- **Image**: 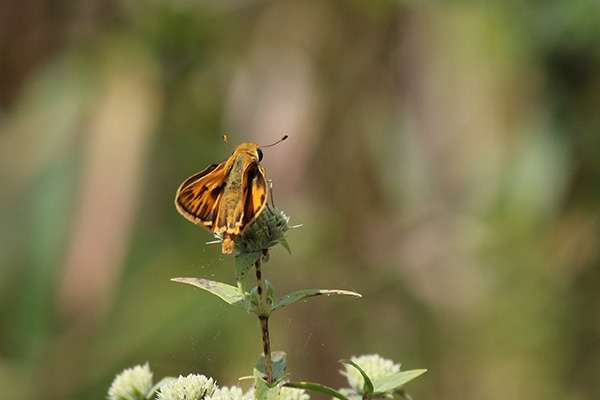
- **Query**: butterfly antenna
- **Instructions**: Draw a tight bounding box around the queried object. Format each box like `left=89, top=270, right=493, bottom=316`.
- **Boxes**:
left=222, top=135, right=236, bottom=148
left=260, top=135, right=288, bottom=148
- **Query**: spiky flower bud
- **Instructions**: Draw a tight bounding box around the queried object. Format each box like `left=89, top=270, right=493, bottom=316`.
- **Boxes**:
left=233, top=206, right=290, bottom=254
left=107, top=363, right=153, bottom=400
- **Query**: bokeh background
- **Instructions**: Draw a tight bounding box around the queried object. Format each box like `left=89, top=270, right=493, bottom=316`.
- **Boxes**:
left=2, top=1, right=600, bottom=399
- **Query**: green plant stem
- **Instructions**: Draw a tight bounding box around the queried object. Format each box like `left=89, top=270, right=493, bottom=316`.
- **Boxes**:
left=255, top=258, right=273, bottom=384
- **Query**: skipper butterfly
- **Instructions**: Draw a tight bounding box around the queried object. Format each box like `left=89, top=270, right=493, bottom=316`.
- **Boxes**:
left=175, top=135, right=288, bottom=253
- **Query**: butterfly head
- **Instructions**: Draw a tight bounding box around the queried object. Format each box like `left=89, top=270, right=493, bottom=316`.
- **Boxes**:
left=230, top=142, right=263, bottom=162
left=223, top=135, right=288, bottom=163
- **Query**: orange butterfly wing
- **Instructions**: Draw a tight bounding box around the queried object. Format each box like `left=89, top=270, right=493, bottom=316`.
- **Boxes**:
left=240, top=163, right=268, bottom=229
left=175, top=162, right=227, bottom=230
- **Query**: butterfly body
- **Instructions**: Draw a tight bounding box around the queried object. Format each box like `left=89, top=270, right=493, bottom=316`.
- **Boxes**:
left=175, top=137, right=286, bottom=254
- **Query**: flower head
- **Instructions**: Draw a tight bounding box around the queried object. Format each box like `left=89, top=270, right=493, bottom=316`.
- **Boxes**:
left=107, top=363, right=153, bottom=400
left=279, top=387, right=310, bottom=400
left=157, top=374, right=216, bottom=400
left=233, top=206, right=290, bottom=254
left=342, top=355, right=401, bottom=393
left=206, top=386, right=253, bottom=400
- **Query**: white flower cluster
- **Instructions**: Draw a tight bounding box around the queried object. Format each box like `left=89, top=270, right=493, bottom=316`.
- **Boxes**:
left=206, top=385, right=310, bottom=400
left=206, top=386, right=253, bottom=400
left=157, top=374, right=216, bottom=400
left=107, top=364, right=310, bottom=400
left=279, top=387, right=310, bottom=400
left=107, top=363, right=153, bottom=400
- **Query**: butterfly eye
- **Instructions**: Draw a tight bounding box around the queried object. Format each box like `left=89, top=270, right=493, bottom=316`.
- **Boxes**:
left=257, top=149, right=263, bottom=161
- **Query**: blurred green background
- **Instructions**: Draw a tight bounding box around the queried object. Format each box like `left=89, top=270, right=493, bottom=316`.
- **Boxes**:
left=2, top=1, right=600, bottom=399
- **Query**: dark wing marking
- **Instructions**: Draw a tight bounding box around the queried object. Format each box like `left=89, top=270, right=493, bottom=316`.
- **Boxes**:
left=240, top=163, right=268, bottom=229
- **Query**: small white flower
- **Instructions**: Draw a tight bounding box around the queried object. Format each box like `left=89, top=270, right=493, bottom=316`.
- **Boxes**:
left=206, top=386, right=254, bottom=400
left=279, top=387, right=310, bottom=400
left=342, top=355, right=401, bottom=392
left=107, top=363, right=153, bottom=400
left=157, top=374, right=217, bottom=400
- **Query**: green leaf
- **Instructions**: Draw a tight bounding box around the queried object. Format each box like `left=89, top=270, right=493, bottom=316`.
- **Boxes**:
left=279, top=236, right=292, bottom=254
left=254, top=351, right=287, bottom=382
left=265, top=280, right=276, bottom=307
left=171, top=278, right=251, bottom=311
left=284, top=382, right=349, bottom=400
left=340, top=359, right=373, bottom=395
left=254, top=352, right=287, bottom=400
left=271, top=351, right=287, bottom=380
left=372, top=369, right=427, bottom=394
left=270, top=289, right=361, bottom=312
left=235, top=251, right=261, bottom=294
left=255, top=380, right=281, bottom=400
